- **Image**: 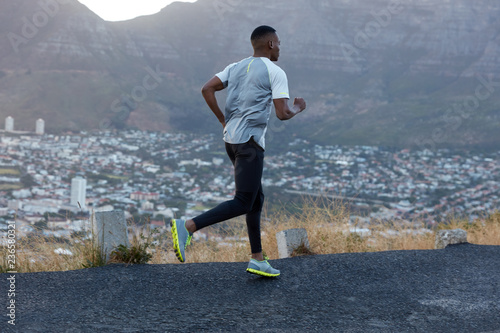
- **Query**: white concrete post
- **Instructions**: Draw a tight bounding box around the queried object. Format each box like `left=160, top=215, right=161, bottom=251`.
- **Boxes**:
left=92, top=210, right=130, bottom=261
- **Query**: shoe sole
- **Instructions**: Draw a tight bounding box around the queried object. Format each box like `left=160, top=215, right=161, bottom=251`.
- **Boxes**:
left=246, top=268, right=280, bottom=277
left=170, top=220, right=185, bottom=263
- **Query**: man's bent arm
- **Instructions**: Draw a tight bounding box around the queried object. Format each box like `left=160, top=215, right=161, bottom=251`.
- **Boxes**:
left=201, top=76, right=226, bottom=127
left=274, top=97, right=306, bottom=121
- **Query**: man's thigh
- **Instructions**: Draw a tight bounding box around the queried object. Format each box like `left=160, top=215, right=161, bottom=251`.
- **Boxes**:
left=233, top=140, right=264, bottom=193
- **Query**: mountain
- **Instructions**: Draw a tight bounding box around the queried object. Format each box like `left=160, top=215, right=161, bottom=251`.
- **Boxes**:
left=0, top=0, right=499, bottom=150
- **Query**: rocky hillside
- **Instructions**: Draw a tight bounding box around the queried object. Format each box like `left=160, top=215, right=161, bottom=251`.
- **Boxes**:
left=0, top=0, right=499, bottom=149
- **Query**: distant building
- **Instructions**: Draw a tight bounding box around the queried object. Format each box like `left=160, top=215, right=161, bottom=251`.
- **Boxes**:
left=0, top=207, right=8, bottom=216
left=70, top=177, right=87, bottom=209
left=36, top=119, right=45, bottom=135
left=47, top=218, right=69, bottom=229
left=5, top=116, right=14, bottom=132
left=150, top=220, right=166, bottom=229
left=8, top=200, right=23, bottom=211
left=12, top=189, right=31, bottom=199
left=130, top=191, right=160, bottom=201
left=212, top=157, right=224, bottom=166
left=141, top=201, right=154, bottom=211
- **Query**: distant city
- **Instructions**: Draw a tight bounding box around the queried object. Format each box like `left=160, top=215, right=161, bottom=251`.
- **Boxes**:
left=0, top=124, right=498, bottom=240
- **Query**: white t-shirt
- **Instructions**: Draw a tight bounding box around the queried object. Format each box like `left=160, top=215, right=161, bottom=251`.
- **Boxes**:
left=216, top=57, right=290, bottom=150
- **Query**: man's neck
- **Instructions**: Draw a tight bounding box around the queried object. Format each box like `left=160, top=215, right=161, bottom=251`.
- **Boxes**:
left=252, top=51, right=271, bottom=59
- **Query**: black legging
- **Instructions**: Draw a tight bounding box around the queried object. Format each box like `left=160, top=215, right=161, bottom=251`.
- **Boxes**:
left=193, top=138, right=264, bottom=254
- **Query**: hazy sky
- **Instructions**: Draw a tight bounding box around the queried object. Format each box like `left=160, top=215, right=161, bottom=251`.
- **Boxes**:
left=78, top=0, right=197, bottom=21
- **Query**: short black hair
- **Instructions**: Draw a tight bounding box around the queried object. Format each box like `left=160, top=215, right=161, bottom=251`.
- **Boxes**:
left=251, top=25, right=276, bottom=42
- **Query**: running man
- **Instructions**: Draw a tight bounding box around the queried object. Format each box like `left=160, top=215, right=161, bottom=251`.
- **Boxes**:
left=171, top=25, right=306, bottom=277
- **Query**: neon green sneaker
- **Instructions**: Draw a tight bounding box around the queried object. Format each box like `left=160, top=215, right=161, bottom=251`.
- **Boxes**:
left=170, top=219, right=192, bottom=263
left=246, top=259, right=280, bottom=277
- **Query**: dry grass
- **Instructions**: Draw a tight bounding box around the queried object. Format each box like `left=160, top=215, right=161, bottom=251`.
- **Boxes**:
left=169, top=198, right=500, bottom=263
left=2, top=198, right=500, bottom=273
left=438, top=211, right=500, bottom=246
left=1, top=233, right=101, bottom=273
left=260, top=197, right=436, bottom=258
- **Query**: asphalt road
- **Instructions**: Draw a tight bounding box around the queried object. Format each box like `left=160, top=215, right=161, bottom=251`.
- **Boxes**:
left=2, top=243, right=500, bottom=332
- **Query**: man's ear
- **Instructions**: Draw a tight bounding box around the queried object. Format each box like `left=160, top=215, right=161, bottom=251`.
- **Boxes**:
left=269, top=40, right=274, bottom=48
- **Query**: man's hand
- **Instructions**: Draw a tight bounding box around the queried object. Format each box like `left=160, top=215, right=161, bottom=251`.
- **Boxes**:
left=292, top=97, right=306, bottom=114
left=274, top=97, right=307, bottom=121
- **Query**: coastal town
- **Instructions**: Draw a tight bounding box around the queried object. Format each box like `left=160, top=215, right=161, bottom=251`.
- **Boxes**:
left=0, top=129, right=498, bottom=238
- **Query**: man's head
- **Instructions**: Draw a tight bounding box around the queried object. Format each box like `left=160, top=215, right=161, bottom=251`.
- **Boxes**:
left=251, top=25, right=280, bottom=61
